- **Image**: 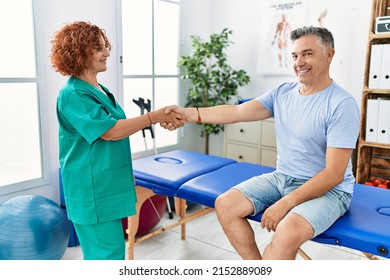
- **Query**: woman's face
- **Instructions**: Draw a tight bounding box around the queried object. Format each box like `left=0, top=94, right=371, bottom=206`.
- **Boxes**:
left=88, top=36, right=110, bottom=74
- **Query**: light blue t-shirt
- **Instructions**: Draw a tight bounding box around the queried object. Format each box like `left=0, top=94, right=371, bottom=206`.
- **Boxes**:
left=257, top=81, right=360, bottom=193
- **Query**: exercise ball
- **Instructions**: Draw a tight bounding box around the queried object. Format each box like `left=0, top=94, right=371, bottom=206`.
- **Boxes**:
left=122, top=194, right=167, bottom=236
left=0, top=195, right=70, bottom=260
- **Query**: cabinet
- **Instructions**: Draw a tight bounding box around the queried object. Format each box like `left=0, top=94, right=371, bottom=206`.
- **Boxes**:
left=356, top=0, right=390, bottom=183
left=224, top=119, right=277, bottom=167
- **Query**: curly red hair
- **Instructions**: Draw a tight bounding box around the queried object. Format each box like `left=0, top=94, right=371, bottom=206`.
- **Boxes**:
left=50, top=21, right=111, bottom=77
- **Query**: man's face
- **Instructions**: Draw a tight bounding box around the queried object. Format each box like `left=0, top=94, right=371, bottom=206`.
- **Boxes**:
left=291, top=35, right=334, bottom=86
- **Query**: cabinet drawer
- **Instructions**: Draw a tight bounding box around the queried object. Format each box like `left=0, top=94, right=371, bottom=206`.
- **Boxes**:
left=226, top=122, right=260, bottom=145
left=225, top=143, right=259, bottom=164
left=260, top=148, right=277, bottom=168
left=261, top=120, right=276, bottom=147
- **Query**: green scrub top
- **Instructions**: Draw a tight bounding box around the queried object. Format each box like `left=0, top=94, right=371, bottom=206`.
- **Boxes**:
left=57, top=77, right=137, bottom=225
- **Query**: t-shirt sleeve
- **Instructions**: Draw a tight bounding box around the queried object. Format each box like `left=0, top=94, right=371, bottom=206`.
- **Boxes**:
left=327, top=97, right=360, bottom=149
left=256, top=88, right=275, bottom=116
left=59, top=92, right=117, bottom=144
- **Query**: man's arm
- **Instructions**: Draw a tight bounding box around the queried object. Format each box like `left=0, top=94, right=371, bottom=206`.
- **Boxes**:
left=164, top=99, right=272, bottom=125
left=283, top=147, right=353, bottom=204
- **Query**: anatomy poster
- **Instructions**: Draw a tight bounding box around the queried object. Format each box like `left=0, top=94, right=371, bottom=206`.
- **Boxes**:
left=257, top=1, right=309, bottom=76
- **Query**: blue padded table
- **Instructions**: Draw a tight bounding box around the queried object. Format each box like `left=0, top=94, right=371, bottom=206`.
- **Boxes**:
left=128, top=150, right=236, bottom=259
left=179, top=161, right=390, bottom=259
left=132, top=150, right=236, bottom=196
left=313, top=184, right=390, bottom=258
left=128, top=150, right=390, bottom=260
left=177, top=162, right=275, bottom=209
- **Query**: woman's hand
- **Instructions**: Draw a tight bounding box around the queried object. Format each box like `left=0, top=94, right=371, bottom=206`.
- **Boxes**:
left=151, top=105, right=187, bottom=131
left=160, top=105, right=188, bottom=130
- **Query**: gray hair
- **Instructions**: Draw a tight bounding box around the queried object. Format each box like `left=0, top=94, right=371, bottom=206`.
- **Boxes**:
left=290, top=26, right=334, bottom=50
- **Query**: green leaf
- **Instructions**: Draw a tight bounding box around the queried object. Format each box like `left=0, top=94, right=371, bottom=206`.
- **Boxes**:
left=178, top=28, right=251, bottom=150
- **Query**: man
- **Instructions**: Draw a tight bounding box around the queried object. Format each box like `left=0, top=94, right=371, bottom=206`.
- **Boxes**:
left=164, top=26, right=360, bottom=260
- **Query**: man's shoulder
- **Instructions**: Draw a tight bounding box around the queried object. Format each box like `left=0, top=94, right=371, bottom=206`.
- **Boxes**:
left=272, top=82, right=299, bottom=95
left=329, top=81, right=352, bottom=96
left=328, top=82, right=357, bottom=104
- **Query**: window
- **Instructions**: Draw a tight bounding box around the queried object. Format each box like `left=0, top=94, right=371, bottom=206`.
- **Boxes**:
left=0, top=0, right=46, bottom=191
left=121, top=0, right=180, bottom=155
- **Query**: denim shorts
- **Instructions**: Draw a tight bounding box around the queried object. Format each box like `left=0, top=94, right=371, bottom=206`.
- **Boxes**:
left=233, top=171, right=353, bottom=237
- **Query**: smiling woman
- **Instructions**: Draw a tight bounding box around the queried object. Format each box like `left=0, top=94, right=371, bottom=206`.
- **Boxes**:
left=51, top=20, right=184, bottom=260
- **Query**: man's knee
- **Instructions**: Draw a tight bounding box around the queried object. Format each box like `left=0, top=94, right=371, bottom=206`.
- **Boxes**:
left=274, top=213, right=314, bottom=245
left=215, top=189, right=253, bottom=219
left=215, top=192, right=231, bottom=214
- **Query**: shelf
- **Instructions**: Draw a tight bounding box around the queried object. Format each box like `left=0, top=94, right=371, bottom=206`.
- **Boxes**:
left=356, top=145, right=390, bottom=182
left=359, top=140, right=390, bottom=149
left=368, top=33, right=390, bottom=40
left=356, top=0, right=390, bottom=184
left=363, top=88, right=390, bottom=94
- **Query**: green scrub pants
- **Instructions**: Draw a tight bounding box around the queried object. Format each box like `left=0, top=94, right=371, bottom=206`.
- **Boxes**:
left=74, top=219, right=125, bottom=260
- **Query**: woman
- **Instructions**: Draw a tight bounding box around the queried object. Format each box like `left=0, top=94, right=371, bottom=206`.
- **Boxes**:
left=51, top=21, right=183, bottom=259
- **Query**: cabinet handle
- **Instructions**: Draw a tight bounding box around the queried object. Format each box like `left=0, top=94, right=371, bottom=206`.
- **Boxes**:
left=238, top=155, right=243, bottom=159
left=239, top=129, right=244, bottom=133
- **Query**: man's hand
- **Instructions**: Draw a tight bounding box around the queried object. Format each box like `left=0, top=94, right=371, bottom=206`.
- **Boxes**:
left=260, top=199, right=292, bottom=232
left=160, top=105, right=188, bottom=130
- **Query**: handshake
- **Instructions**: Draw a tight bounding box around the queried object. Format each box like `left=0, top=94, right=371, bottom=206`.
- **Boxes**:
left=152, top=105, right=190, bottom=131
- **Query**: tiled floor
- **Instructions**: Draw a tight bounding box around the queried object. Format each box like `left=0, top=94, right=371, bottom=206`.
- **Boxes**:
left=61, top=205, right=382, bottom=260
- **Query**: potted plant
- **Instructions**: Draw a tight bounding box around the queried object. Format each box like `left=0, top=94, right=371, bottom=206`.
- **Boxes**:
left=178, top=28, right=251, bottom=154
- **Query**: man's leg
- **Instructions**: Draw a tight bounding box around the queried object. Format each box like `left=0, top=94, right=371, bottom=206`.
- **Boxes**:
left=215, top=189, right=262, bottom=260
left=262, top=188, right=352, bottom=260
left=262, top=213, right=313, bottom=259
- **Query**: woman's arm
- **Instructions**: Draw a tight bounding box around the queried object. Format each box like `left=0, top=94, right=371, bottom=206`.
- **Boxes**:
left=101, top=106, right=185, bottom=141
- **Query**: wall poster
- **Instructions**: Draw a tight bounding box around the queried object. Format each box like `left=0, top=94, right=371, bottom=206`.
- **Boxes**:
left=257, top=1, right=310, bottom=76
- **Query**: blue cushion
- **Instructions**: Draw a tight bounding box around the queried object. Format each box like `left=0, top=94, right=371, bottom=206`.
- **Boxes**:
left=133, top=150, right=236, bottom=192
left=178, top=162, right=275, bottom=208
left=313, top=184, right=390, bottom=257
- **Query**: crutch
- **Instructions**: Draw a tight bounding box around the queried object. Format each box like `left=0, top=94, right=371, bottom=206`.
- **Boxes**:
left=133, top=97, right=174, bottom=219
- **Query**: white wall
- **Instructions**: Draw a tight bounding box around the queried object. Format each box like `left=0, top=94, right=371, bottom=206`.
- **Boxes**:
left=179, top=0, right=371, bottom=156
left=205, top=0, right=370, bottom=102
left=0, top=0, right=372, bottom=203
left=179, top=0, right=212, bottom=154
left=0, top=0, right=120, bottom=204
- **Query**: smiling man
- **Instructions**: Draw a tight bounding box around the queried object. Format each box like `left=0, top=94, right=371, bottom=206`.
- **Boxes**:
left=164, top=26, right=360, bottom=260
